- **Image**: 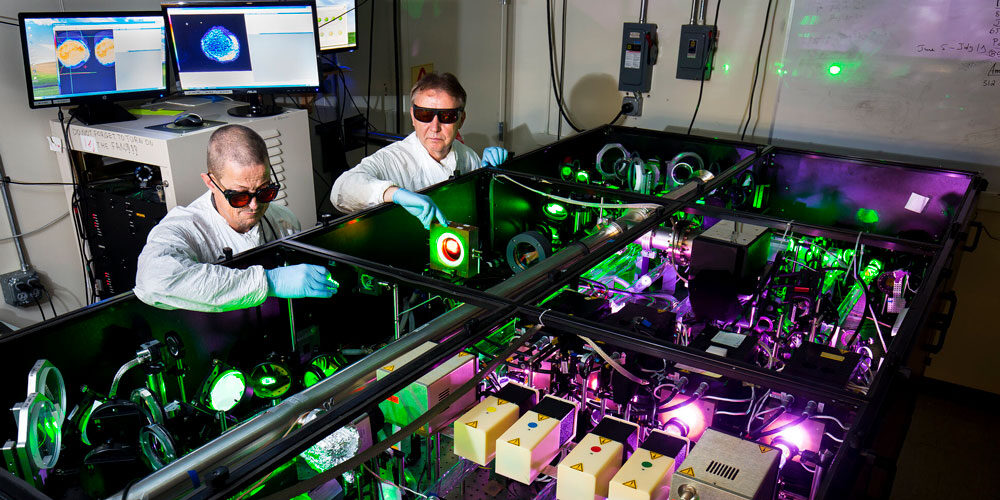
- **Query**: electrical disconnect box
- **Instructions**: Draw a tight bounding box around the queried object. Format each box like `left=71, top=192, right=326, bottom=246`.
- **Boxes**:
left=677, top=24, right=717, bottom=80
left=618, top=22, right=658, bottom=93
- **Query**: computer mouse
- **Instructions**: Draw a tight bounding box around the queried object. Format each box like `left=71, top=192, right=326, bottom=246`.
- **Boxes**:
left=173, top=113, right=203, bottom=127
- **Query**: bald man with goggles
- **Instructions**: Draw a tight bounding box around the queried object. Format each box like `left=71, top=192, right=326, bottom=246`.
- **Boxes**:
left=329, top=72, right=509, bottom=229
left=135, top=125, right=338, bottom=312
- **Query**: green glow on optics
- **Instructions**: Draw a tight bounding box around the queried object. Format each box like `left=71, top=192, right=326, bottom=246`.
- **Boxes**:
left=544, top=202, right=568, bottom=220
left=828, top=64, right=842, bottom=75
left=208, top=369, right=245, bottom=412
left=856, top=208, right=879, bottom=224
left=861, top=259, right=883, bottom=285
left=259, top=376, right=277, bottom=386
left=561, top=165, right=573, bottom=178
left=575, top=170, right=590, bottom=183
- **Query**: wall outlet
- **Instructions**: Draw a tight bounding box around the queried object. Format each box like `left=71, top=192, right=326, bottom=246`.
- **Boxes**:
left=623, top=94, right=643, bottom=117
left=0, top=270, right=43, bottom=307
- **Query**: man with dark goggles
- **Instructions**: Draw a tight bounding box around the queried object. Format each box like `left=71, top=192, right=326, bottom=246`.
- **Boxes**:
left=329, top=72, right=511, bottom=229
left=207, top=173, right=281, bottom=208
left=135, top=124, right=338, bottom=312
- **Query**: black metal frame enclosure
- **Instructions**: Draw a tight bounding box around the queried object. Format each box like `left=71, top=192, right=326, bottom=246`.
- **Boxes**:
left=0, top=125, right=984, bottom=500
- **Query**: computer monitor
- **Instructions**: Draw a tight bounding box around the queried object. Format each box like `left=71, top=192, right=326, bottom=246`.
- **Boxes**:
left=162, top=0, right=321, bottom=117
left=316, top=0, right=357, bottom=52
left=18, top=11, right=168, bottom=125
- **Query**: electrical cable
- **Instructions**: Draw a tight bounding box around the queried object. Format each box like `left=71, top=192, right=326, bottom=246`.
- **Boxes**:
left=545, top=0, right=583, bottom=133
left=812, top=414, right=849, bottom=430
left=58, top=109, right=94, bottom=305
left=982, top=223, right=1000, bottom=242
left=1, top=179, right=76, bottom=186
left=33, top=298, right=45, bottom=321
left=365, top=0, right=376, bottom=156
left=579, top=335, right=649, bottom=385
left=317, top=0, right=370, bottom=29
left=0, top=20, right=18, bottom=27
left=0, top=212, right=69, bottom=243
left=42, top=288, right=57, bottom=318
left=740, top=0, right=773, bottom=140
left=686, top=0, right=721, bottom=135
left=496, top=174, right=660, bottom=210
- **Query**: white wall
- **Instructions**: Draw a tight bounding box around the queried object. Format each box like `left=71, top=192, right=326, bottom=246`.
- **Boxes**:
left=1, top=1, right=81, bottom=327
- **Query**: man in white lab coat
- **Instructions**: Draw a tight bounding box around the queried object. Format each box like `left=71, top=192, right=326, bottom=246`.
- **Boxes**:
left=135, top=124, right=337, bottom=312
left=328, top=72, right=509, bottom=229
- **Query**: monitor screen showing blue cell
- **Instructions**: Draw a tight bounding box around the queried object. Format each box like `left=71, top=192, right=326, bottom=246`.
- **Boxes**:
left=21, top=15, right=166, bottom=104
left=316, top=0, right=356, bottom=52
left=165, top=4, right=320, bottom=92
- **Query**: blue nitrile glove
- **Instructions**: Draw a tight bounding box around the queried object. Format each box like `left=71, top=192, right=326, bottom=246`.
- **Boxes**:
left=265, top=264, right=338, bottom=299
left=392, top=188, right=448, bottom=230
left=481, top=147, right=510, bottom=167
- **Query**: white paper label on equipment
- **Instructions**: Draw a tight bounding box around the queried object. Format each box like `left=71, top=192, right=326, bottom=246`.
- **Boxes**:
left=904, top=192, right=930, bottom=213
left=625, top=51, right=641, bottom=69
left=712, top=331, right=745, bottom=349
left=706, top=345, right=728, bottom=357
left=79, top=135, right=97, bottom=153
left=47, top=136, right=62, bottom=153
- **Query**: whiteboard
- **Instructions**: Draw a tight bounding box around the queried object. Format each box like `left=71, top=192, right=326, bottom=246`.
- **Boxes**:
left=771, top=0, right=1000, bottom=190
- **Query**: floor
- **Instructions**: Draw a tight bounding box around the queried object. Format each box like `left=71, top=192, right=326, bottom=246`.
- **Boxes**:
left=889, top=378, right=1000, bottom=500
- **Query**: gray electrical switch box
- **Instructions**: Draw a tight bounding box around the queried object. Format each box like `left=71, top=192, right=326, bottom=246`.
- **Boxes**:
left=618, top=22, right=658, bottom=93
left=677, top=24, right=717, bottom=80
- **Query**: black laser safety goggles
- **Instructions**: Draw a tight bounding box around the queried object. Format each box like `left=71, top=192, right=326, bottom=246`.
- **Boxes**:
left=208, top=173, right=280, bottom=208
left=412, top=104, right=464, bottom=124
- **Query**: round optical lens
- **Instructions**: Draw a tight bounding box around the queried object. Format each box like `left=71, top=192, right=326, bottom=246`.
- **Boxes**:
left=443, top=237, right=462, bottom=261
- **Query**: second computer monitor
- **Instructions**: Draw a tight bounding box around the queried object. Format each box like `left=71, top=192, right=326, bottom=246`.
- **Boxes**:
left=163, top=1, right=320, bottom=96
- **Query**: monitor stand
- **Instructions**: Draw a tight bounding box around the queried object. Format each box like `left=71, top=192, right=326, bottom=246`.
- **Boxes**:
left=227, top=94, right=283, bottom=118
left=69, top=103, right=137, bottom=126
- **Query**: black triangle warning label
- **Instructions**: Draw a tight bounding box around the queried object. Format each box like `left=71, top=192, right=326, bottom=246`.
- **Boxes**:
left=466, top=421, right=477, bottom=428
left=537, top=414, right=550, bottom=421
left=508, top=438, right=520, bottom=446
left=570, top=463, right=584, bottom=472
left=650, top=451, right=663, bottom=460
left=678, top=467, right=695, bottom=477
left=622, top=479, right=637, bottom=489
left=598, top=436, right=611, bottom=445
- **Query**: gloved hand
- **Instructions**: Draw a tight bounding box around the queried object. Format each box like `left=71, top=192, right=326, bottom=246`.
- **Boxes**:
left=481, top=147, right=510, bottom=167
left=392, top=188, right=448, bottom=230
left=265, top=264, right=338, bottom=299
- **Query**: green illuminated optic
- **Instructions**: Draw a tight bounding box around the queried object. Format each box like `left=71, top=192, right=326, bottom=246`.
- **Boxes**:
left=208, top=370, right=245, bottom=412
left=575, top=170, right=590, bottom=183
left=828, top=64, right=842, bottom=75
left=723, top=63, right=731, bottom=73
left=560, top=165, right=573, bottom=178
left=856, top=208, right=879, bottom=225
left=861, top=259, right=883, bottom=285
left=543, top=202, right=568, bottom=220
left=259, top=376, right=277, bottom=386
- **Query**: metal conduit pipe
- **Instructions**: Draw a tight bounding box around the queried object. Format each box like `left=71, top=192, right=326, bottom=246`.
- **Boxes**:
left=109, top=206, right=656, bottom=500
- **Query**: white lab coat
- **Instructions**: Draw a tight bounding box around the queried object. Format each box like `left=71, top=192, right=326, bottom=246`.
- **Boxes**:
left=134, top=191, right=300, bottom=312
left=329, top=132, right=481, bottom=213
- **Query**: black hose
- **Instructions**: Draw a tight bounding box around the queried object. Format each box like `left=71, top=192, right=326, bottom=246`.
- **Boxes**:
left=756, top=412, right=807, bottom=438
left=545, top=0, right=583, bottom=133
left=748, top=407, right=785, bottom=436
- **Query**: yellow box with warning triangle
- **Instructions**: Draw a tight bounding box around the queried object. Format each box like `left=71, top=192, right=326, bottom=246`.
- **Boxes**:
left=495, top=394, right=577, bottom=485
left=376, top=341, right=477, bottom=434
left=453, top=382, right=538, bottom=466
left=608, top=430, right=688, bottom=500
left=555, top=416, right=638, bottom=500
